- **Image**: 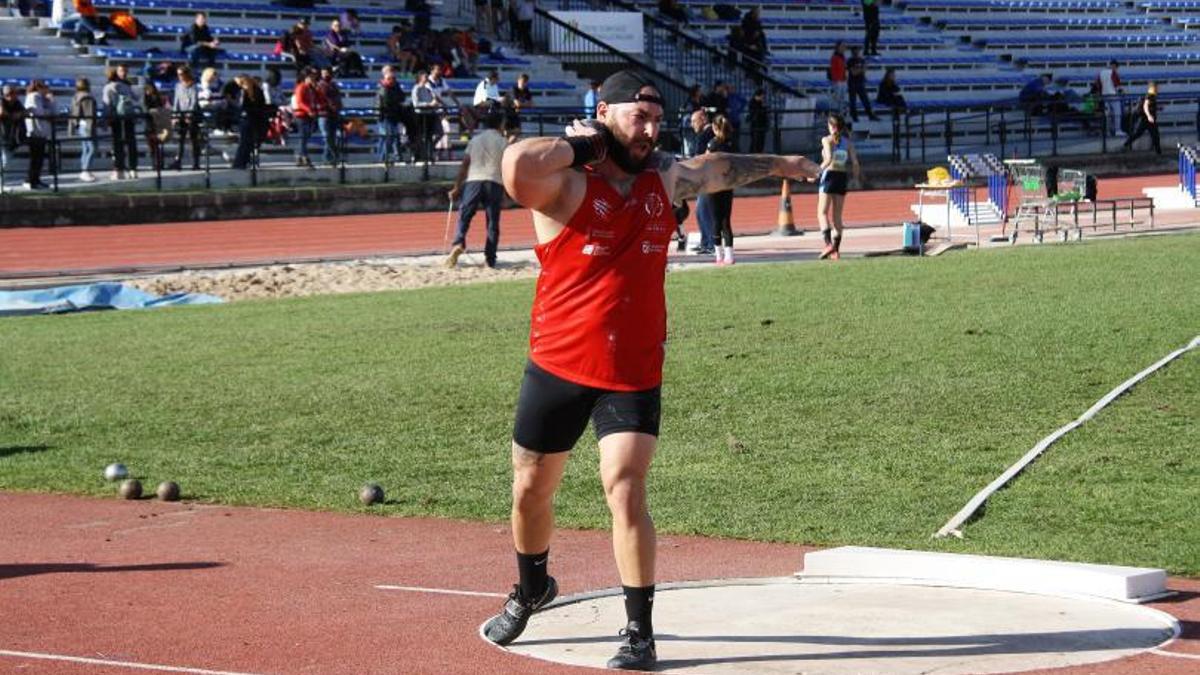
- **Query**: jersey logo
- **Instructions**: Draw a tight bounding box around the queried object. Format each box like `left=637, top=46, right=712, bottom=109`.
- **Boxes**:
left=592, top=198, right=614, bottom=219
left=641, top=241, right=666, bottom=255
left=643, top=193, right=665, bottom=218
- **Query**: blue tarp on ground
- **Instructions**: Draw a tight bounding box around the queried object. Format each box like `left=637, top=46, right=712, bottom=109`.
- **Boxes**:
left=0, top=283, right=223, bottom=317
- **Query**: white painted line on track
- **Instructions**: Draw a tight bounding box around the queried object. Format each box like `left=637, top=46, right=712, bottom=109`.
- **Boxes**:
left=0, top=649, right=261, bottom=675
left=1151, top=649, right=1200, bottom=660
left=375, top=584, right=506, bottom=598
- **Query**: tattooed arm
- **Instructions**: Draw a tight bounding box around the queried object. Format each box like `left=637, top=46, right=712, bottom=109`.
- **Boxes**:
left=658, top=151, right=821, bottom=203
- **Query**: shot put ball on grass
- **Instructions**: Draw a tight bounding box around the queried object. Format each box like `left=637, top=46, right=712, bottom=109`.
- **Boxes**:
left=119, top=479, right=143, bottom=500
left=104, top=463, right=128, bottom=481
left=359, top=483, right=384, bottom=506
left=156, top=481, right=181, bottom=502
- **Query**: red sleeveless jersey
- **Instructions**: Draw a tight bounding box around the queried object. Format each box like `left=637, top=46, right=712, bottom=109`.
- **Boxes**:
left=528, top=169, right=675, bottom=391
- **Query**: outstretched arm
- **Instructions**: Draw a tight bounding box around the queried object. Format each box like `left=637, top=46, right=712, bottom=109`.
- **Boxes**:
left=660, top=152, right=821, bottom=203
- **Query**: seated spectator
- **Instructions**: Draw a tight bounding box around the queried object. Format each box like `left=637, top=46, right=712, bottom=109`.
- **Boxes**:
left=1020, top=73, right=1054, bottom=116
left=473, top=69, right=501, bottom=107
left=657, top=0, right=689, bottom=23
left=387, top=24, right=420, bottom=73
left=142, top=60, right=180, bottom=90
left=876, top=67, right=906, bottom=111
left=456, top=27, right=481, bottom=74
left=739, top=7, right=768, bottom=62
left=182, top=12, right=221, bottom=70
left=283, top=18, right=321, bottom=72
left=198, top=66, right=228, bottom=134
left=338, top=8, right=361, bottom=36
left=323, top=18, right=365, bottom=78
left=511, top=72, right=532, bottom=111
left=497, top=91, right=520, bottom=140
left=406, top=0, right=432, bottom=35
left=65, top=0, right=109, bottom=46
left=262, top=66, right=282, bottom=106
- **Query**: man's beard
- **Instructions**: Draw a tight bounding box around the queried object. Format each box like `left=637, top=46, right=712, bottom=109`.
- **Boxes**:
left=607, top=130, right=652, bottom=174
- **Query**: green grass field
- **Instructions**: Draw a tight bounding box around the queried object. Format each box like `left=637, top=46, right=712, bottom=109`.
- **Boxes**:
left=2, top=234, right=1197, bottom=574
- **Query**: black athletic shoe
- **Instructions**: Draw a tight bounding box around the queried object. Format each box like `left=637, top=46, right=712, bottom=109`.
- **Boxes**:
left=482, top=576, right=558, bottom=646
left=606, top=624, right=656, bottom=671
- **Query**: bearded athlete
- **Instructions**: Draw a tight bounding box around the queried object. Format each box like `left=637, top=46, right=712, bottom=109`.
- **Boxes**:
left=482, top=70, right=820, bottom=671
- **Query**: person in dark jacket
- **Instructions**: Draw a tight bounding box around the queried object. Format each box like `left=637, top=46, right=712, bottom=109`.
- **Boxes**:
left=748, top=88, right=768, bottom=153
left=182, top=12, right=221, bottom=70
left=232, top=76, right=270, bottom=169
left=376, top=65, right=409, bottom=163
left=1123, top=82, right=1161, bottom=154
left=876, top=67, right=906, bottom=112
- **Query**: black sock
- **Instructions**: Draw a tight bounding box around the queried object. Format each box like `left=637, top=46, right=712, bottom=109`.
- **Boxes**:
left=833, top=233, right=843, bottom=250
left=622, top=585, right=655, bottom=637
left=822, top=229, right=833, bottom=246
left=517, top=549, right=549, bottom=601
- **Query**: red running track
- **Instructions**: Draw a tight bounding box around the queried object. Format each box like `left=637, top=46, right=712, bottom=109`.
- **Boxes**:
left=0, top=173, right=1178, bottom=277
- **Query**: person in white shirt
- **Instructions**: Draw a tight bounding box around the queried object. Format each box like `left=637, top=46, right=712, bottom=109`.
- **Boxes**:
left=412, top=70, right=441, bottom=161
left=444, top=110, right=509, bottom=268
left=1098, top=60, right=1124, bottom=137
left=474, top=70, right=501, bottom=106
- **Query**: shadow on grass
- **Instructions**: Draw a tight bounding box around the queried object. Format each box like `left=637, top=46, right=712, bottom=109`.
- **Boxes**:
left=0, top=561, right=223, bottom=581
left=0, top=445, right=53, bottom=459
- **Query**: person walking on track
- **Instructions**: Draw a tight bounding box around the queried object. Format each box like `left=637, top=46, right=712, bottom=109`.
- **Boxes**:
left=481, top=69, right=819, bottom=671
left=445, top=110, right=508, bottom=268
left=817, top=112, right=861, bottom=261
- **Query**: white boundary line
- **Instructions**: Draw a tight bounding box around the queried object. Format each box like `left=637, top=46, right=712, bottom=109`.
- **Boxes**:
left=935, top=335, right=1200, bottom=538
left=0, top=650, right=261, bottom=675
left=1150, top=649, right=1200, bottom=660
left=375, top=585, right=506, bottom=598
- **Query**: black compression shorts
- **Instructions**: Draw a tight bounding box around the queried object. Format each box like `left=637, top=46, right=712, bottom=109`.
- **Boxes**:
left=512, top=360, right=662, bottom=453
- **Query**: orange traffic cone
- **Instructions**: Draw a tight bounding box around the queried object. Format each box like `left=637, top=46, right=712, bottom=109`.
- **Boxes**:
left=776, top=180, right=800, bottom=236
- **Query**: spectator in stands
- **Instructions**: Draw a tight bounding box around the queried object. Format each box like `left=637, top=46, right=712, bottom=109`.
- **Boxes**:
left=817, top=112, right=860, bottom=261
left=657, top=0, right=688, bottom=24
left=707, top=114, right=738, bottom=265
left=317, top=68, right=343, bottom=165
left=292, top=67, right=319, bottom=168
left=142, top=81, right=169, bottom=171
left=583, top=79, right=601, bottom=118
left=739, top=7, right=768, bottom=62
left=1020, top=73, right=1054, bottom=116
left=262, top=67, right=282, bottom=106
left=412, top=69, right=441, bottom=161
left=65, top=0, right=108, bottom=46
left=1097, top=59, right=1124, bottom=137
left=847, top=46, right=878, bottom=123
left=428, top=65, right=458, bottom=155
left=474, top=69, right=501, bottom=107
left=406, top=0, right=432, bottom=35
left=22, top=79, right=52, bottom=190
left=690, top=108, right=716, bottom=256
left=511, top=73, right=533, bottom=111
left=1081, top=80, right=1104, bottom=133
left=376, top=64, right=409, bottom=163
left=323, top=18, right=365, bottom=79
left=182, top=12, right=221, bottom=71
left=232, top=76, right=269, bottom=169
left=861, top=0, right=881, bottom=56
left=69, top=76, right=97, bottom=183
left=497, top=91, right=520, bottom=140
left=876, top=67, right=905, bottom=112
left=515, top=0, right=536, bottom=53
left=703, top=80, right=729, bottom=119
left=445, top=108, right=508, bottom=268
left=171, top=65, right=202, bottom=171
left=677, top=86, right=703, bottom=154
left=198, top=67, right=226, bottom=133
left=387, top=24, right=419, bottom=73
left=0, top=85, right=26, bottom=175
left=828, top=41, right=848, bottom=116
left=456, top=27, right=481, bottom=73
left=339, top=8, right=361, bottom=36
left=1123, top=82, right=1161, bottom=155
left=748, top=88, right=768, bottom=153
left=103, top=64, right=139, bottom=180
left=284, top=18, right=320, bottom=72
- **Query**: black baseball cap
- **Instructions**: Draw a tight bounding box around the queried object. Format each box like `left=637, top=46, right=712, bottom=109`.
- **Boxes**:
left=598, top=70, right=664, bottom=107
